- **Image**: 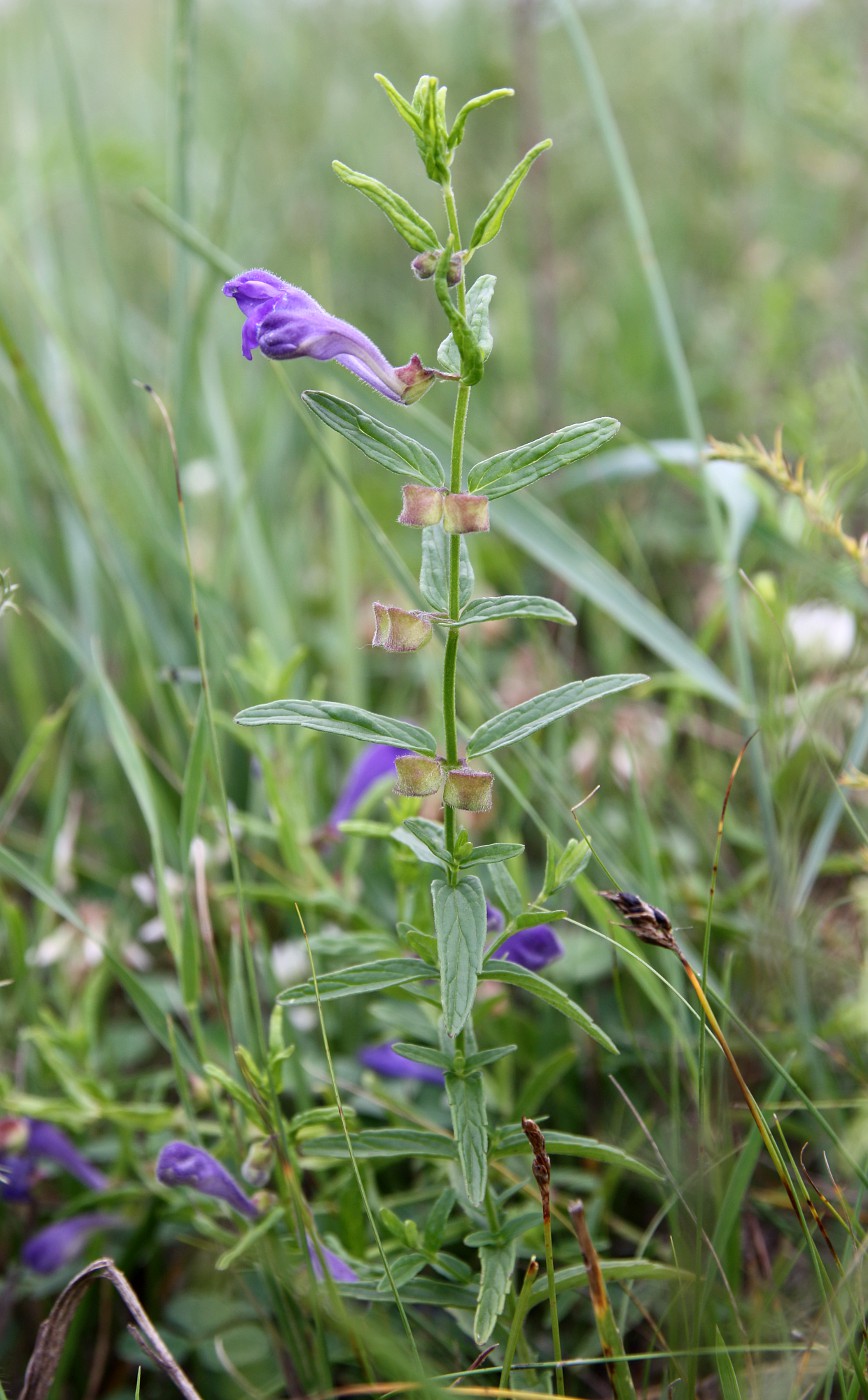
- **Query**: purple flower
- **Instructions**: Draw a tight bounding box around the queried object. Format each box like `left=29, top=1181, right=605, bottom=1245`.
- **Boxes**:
left=325, top=742, right=412, bottom=835
left=22, top=1212, right=117, bottom=1274
left=358, top=1042, right=444, bottom=1085
left=156, top=1141, right=259, bottom=1220
left=223, top=270, right=445, bottom=404
left=0, top=1118, right=107, bottom=1200
left=486, top=902, right=505, bottom=934
left=493, top=924, right=564, bottom=973
left=306, top=1233, right=359, bottom=1284
left=0, top=1153, right=35, bottom=1202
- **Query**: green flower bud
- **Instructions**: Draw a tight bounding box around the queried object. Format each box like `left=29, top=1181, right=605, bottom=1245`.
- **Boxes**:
left=398, top=483, right=445, bottom=528
left=443, top=492, right=490, bottom=534
left=372, top=603, right=433, bottom=652
left=241, top=1138, right=275, bottom=1189
left=443, top=766, right=494, bottom=812
left=394, top=753, right=443, bottom=797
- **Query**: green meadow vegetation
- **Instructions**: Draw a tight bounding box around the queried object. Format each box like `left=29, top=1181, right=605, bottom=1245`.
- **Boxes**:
left=1, top=1, right=866, bottom=1396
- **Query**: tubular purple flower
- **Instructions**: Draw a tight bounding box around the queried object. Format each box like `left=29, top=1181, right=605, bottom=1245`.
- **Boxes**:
left=306, top=1233, right=360, bottom=1284
left=26, top=1120, right=108, bottom=1192
left=223, top=270, right=447, bottom=404
left=326, top=743, right=413, bottom=834
left=1, top=1153, right=34, bottom=1202
left=358, top=1042, right=445, bottom=1085
left=493, top=925, right=564, bottom=973
left=22, top=1213, right=117, bottom=1275
left=156, top=1141, right=259, bottom=1220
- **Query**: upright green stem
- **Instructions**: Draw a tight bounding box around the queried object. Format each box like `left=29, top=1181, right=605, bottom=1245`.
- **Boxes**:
left=441, top=182, right=471, bottom=864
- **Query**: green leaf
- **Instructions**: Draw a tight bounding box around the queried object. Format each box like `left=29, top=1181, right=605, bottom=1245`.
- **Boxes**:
left=449, top=88, right=514, bottom=150
left=474, top=1241, right=516, bottom=1345
left=235, top=700, right=437, bottom=756
left=412, top=75, right=450, bottom=184
left=302, top=391, right=444, bottom=487
left=277, top=958, right=435, bottom=1005
left=391, top=1042, right=452, bottom=1071
left=434, top=249, right=484, bottom=384
left=496, top=492, right=743, bottom=710
left=301, top=1128, right=457, bottom=1161
left=343, top=1277, right=476, bottom=1308
left=493, top=1127, right=656, bottom=1179
left=482, top=960, right=618, bottom=1054
left=716, top=1328, right=743, bottom=1400
left=180, top=697, right=208, bottom=863
left=393, top=817, right=450, bottom=869
left=469, top=418, right=621, bottom=498
left=445, top=1066, right=488, bottom=1206
left=464, top=1044, right=518, bottom=1070
left=374, top=73, right=422, bottom=137
left=423, top=1188, right=457, bottom=1250
left=468, top=139, right=552, bottom=251
left=489, top=862, right=522, bottom=920
left=420, top=524, right=473, bottom=611
left=437, top=275, right=496, bottom=376
left=466, top=674, right=646, bottom=759
left=459, top=842, right=525, bottom=869
left=331, top=162, right=439, bottom=252
left=532, top=1259, right=689, bottom=1301
left=458, top=595, right=576, bottom=627
left=432, top=876, right=488, bottom=1036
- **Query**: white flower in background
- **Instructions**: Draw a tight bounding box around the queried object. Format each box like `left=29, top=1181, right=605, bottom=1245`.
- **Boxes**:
left=786, top=602, right=856, bottom=669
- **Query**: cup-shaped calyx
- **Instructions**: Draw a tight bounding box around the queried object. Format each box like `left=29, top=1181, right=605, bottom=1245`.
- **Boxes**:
left=443, top=492, right=490, bottom=534
left=372, top=603, right=433, bottom=652
left=443, top=766, right=494, bottom=812
left=394, top=753, right=443, bottom=797
left=411, top=250, right=464, bottom=285
left=398, top=483, right=446, bottom=528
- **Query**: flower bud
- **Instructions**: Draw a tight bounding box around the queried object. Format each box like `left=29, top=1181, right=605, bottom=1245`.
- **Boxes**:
left=394, top=753, right=443, bottom=797
left=398, top=484, right=445, bottom=528
left=372, top=603, right=433, bottom=653
left=411, top=250, right=463, bottom=286
left=443, top=766, right=494, bottom=812
left=443, top=492, right=490, bottom=534
left=241, top=1138, right=275, bottom=1189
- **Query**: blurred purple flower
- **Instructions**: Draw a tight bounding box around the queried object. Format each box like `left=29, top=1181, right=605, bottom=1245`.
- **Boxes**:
left=0, top=1118, right=107, bottom=1200
left=22, top=1212, right=117, bottom=1275
left=0, top=1153, right=34, bottom=1202
left=358, top=1042, right=444, bottom=1085
left=306, top=1233, right=359, bottom=1284
left=493, top=925, right=564, bottom=973
left=223, top=270, right=443, bottom=403
left=325, top=742, right=412, bottom=837
left=156, top=1141, right=259, bottom=1220
left=486, top=902, right=505, bottom=933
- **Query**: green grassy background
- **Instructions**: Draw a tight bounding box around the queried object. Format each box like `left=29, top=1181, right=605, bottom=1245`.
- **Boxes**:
left=1, top=0, right=866, bottom=1395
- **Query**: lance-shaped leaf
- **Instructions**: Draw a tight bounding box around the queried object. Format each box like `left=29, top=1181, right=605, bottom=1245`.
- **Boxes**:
left=303, top=391, right=444, bottom=487
left=458, top=842, right=525, bottom=868
left=445, top=1066, right=488, bottom=1206
left=457, top=595, right=576, bottom=627
left=236, top=699, right=437, bottom=755
left=473, top=1240, right=516, bottom=1345
left=438, top=275, right=496, bottom=376
left=432, top=876, right=487, bottom=1036
left=392, top=818, right=451, bottom=869
left=277, top=958, right=436, bottom=1005
left=413, top=75, right=450, bottom=185
left=375, top=73, right=422, bottom=137
left=302, top=1128, right=457, bottom=1161
left=435, top=247, right=484, bottom=384
left=449, top=88, right=514, bottom=150
left=420, top=524, right=474, bottom=611
left=481, top=959, right=618, bottom=1053
left=468, top=139, right=552, bottom=252
left=468, top=418, right=621, bottom=499
left=492, top=1127, right=656, bottom=1179
left=466, top=674, right=646, bottom=759
left=332, top=162, right=439, bottom=253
